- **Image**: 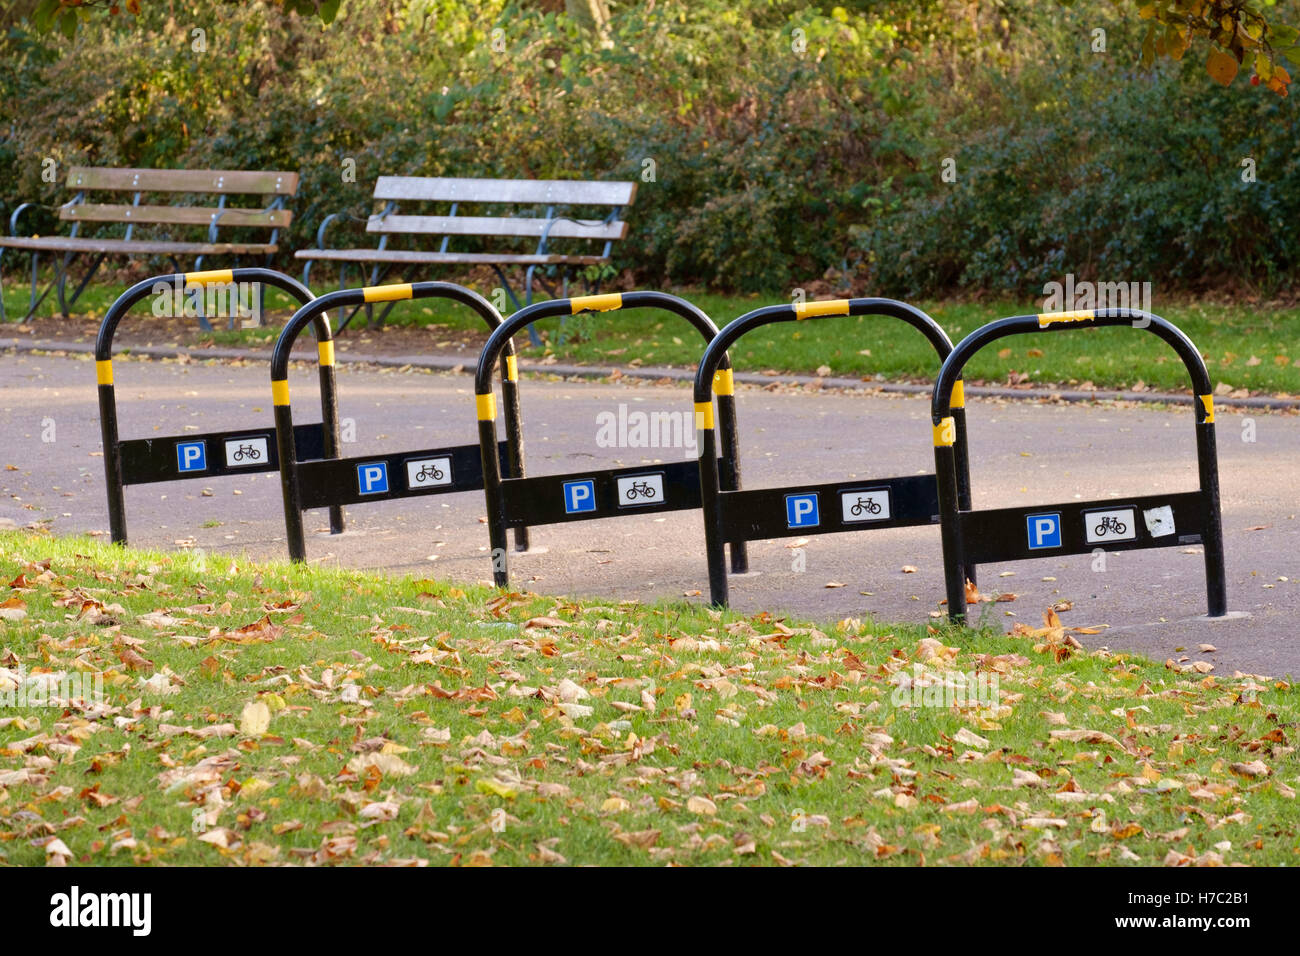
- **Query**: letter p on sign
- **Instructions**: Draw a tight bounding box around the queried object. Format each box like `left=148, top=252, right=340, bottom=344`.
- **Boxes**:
left=1026, top=512, right=1062, bottom=550
left=176, top=441, right=207, bottom=473
left=357, top=462, right=389, bottom=495
left=785, top=493, right=820, bottom=529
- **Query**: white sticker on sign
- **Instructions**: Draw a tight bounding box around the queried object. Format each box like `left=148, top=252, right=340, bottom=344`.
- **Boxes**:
left=841, top=489, right=891, bottom=523
left=1143, top=505, right=1176, bottom=538
left=617, top=473, right=664, bottom=507
left=1084, top=507, right=1137, bottom=544
left=225, top=436, right=269, bottom=468
left=406, top=457, right=452, bottom=489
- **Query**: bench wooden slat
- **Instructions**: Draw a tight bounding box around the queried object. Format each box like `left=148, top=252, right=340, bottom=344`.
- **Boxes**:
left=295, top=248, right=608, bottom=266
left=365, top=214, right=625, bottom=241
left=59, top=203, right=292, bottom=229
left=0, top=236, right=278, bottom=255
left=372, top=176, right=635, bottom=207
left=67, top=167, right=299, bottom=195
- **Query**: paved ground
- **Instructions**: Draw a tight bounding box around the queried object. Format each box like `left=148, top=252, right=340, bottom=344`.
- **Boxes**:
left=2, top=349, right=1295, bottom=676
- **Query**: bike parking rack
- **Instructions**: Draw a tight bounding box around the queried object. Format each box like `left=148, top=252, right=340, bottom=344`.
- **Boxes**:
left=932, top=308, right=1227, bottom=622
left=272, top=281, right=527, bottom=561
left=96, top=267, right=343, bottom=545
left=475, top=291, right=747, bottom=587
left=694, top=298, right=972, bottom=606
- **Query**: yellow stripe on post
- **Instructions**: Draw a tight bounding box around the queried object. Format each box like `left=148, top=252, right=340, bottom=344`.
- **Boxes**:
left=933, top=417, right=956, bottom=447
left=1200, top=394, right=1215, bottom=424
left=712, top=368, right=734, bottom=396
left=95, top=360, right=114, bottom=386
left=317, top=341, right=335, bottom=367
left=793, top=299, right=851, bottom=319
left=476, top=393, right=497, bottom=421
left=694, top=401, right=715, bottom=430
left=1037, top=309, right=1094, bottom=327
left=950, top=379, right=965, bottom=409
left=505, top=355, right=518, bottom=382
left=362, top=283, right=414, bottom=303
left=184, top=269, right=234, bottom=286
left=570, top=292, right=623, bottom=313
left=272, top=379, right=290, bottom=406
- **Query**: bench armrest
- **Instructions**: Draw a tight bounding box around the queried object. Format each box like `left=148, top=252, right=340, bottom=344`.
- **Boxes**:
left=315, top=211, right=347, bottom=249
left=9, top=202, right=56, bottom=238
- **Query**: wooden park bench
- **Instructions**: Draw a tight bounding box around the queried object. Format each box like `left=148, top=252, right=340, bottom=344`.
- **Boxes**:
left=295, top=176, right=636, bottom=340
left=0, top=166, right=298, bottom=326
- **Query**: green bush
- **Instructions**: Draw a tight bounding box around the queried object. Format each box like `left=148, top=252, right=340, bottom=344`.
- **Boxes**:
left=0, top=1, right=1296, bottom=297
left=861, top=32, right=1300, bottom=298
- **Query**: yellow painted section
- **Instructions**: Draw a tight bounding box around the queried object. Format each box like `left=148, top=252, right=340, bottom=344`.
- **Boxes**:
left=712, top=368, right=734, bottom=396
left=184, top=268, right=234, bottom=286
left=694, top=401, right=715, bottom=430
left=1037, top=309, right=1094, bottom=327
left=1200, top=394, right=1215, bottom=424
left=476, top=393, right=497, bottom=421
left=362, top=283, right=413, bottom=303
left=950, top=379, right=965, bottom=408
left=933, top=417, right=956, bottom=447
left=505, top=355, right=518, bottom=382
left=317, top=340, right=335, bottom=367
left=272, top=379, right=290, bottom=406
left=570, top=292, right=623, bottom=313
left=793, top=298, right=850, bottom=319
left=95, top=359, right=113, bottom=386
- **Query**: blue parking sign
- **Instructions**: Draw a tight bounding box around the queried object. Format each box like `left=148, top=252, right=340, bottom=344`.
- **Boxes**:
left=1026, top=512, right=1062, bottom=550
left=564, top=479, right=596, bottom=514
left=357, top=462, right=389, bottom=495
left=176, top=441, right=207, bottom=473
left=785, top=493, right=820, bottom=529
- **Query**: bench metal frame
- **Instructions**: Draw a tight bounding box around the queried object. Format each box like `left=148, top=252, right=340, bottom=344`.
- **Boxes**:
left=2, top=167, right=296, bottom=327
left=271, top=281, right=528, bottom=561
left=475, top=291, right=748, bottom=587
left=932, top=308, right=1227, bottom=622
left=96, top=267, right=342, bottom=545
left=694, top=298, right=973, bottom=607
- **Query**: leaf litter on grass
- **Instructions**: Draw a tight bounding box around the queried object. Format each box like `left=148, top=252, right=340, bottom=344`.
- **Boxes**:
left=0, top=531, right=1296, bottom=867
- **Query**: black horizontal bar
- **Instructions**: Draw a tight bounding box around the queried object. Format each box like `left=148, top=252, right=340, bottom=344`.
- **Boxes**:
left=294, top=440, right=507, bottom=510
left=716, top=473, right=939, bottom=543
left=119, top=422, right=324, bottom=486
left=958, top=490, right=1206, bottom=565
left=499, top=458, right=710, bottom=527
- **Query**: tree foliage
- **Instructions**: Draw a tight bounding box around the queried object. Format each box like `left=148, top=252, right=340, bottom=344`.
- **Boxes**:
left=2, top=2, right=1296, bottom=294
left=20, top=0, right=1300, bottom=92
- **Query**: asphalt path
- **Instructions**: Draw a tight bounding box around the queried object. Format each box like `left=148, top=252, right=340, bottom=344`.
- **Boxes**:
left=1, top=350, right=1295, bottom=676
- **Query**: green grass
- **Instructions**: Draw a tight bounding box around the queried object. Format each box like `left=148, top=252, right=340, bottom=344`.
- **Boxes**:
left=6, top=274, right=1299, bottom=394
left=1, top=530, right=1295, bottom=867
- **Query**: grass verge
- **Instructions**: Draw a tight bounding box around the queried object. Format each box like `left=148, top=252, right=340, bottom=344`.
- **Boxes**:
left=6, top=277, right=1299, bottom=396
left=0, top=531, right=1295, bottom=866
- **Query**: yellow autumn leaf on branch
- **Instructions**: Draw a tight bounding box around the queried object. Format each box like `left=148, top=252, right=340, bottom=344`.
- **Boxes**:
left=1207, top=49, right=1239, bottom=86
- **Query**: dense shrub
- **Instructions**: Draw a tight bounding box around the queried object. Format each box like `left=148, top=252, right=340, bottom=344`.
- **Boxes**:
left=863, top=49, right=1300, bottom=297
left=0, top=0, right=1295, bottom=296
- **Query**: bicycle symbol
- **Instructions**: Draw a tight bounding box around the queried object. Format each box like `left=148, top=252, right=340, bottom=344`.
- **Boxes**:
left=1094, top=515, right=1127, bottom=536
left=849, top=496, right=882, bottom=517
left=625, top=480, right=658, bottom=500
left=232, top=443, right=261, bottom=462
left=414, top=462, right=445, bottom=483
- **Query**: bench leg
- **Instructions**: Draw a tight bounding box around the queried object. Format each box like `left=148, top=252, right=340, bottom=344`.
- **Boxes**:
left=334, top=262, right=370, bottom=334
left=54, top=250, right=78, bottom=319
left=532, top=267, right=577, bottom=345
left=62, top=253, right=105, bottom=317
left=373, top=264, right=416, bottom=328
left=0, top=248, right=7, bottom=323
left=191, top=256, right=213, bottom=332
left=23, top=251, right=60, bottom=323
